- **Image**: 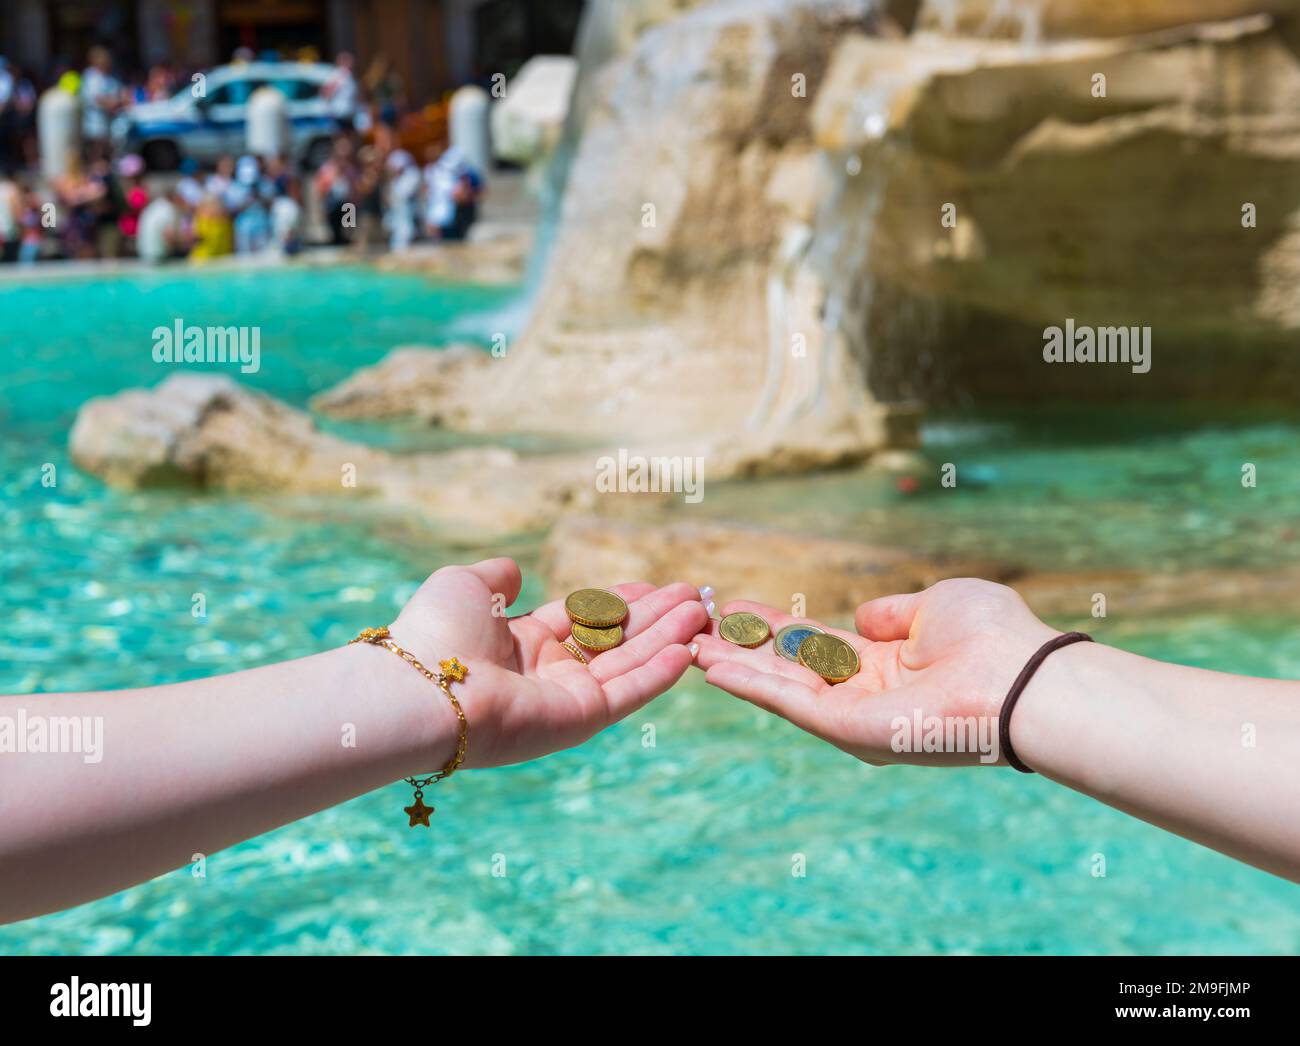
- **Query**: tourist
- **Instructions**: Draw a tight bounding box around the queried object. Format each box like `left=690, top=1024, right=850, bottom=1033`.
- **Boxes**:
left=189, top=193, right=233, bottom=260
left=52, top=160, right=105, bottom=260
left=136, top=188, right=189, bottom=264
left=0, top=57, right=16, bottom=170
left=205, top=154, right=237, bottom=205
left=80, top=47, right=124, bottom=162
left=314, top=135, right=359, bottom=245
left=322, top=51, right=360, bottom=129
left=231, top=155, right=271, bottom=254
left=693, top=578, right=1300, bottom=882
left=384, top=148, right=420, bottom=250
left=270, top=189, right=302, bottom=256
left=86, top=156, right=126, bottom=259
left=0, top=562, right=709, bottom=922
left=0, top=166, right=20, bottom=262
left=362, top=54, right=404, bottom=128
left=116, top=154, right=149, bottom=254
left=423, top=143, right=482, bottom=242
left=16, top=181, right=43, bottom=263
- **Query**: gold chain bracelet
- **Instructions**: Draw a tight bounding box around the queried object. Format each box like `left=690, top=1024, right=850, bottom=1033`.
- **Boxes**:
left=349, top=626, right=468, bottom=828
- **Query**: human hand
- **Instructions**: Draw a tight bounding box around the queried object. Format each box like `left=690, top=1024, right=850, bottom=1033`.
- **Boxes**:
left=387, top=558, right=708, bottom=769
left=692, top=579, right=1058, bottom=766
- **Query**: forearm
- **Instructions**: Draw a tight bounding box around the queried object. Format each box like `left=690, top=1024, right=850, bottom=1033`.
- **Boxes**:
left=1014, top=641, right=1300, bottom=881
left=0, top=642, right=458, bottom=923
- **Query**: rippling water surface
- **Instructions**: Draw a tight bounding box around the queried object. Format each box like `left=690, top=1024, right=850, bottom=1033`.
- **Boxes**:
left=1, top=268, right=1297, bottom=954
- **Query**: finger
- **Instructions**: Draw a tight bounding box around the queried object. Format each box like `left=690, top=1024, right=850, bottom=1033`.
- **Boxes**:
left=705, top=661, right=825, bottom=735
left=621, top=582, right=703, bottom=640
left=601, top=644, right=694, bottom=718
left=589, top=600, right=709, bottom=683
left=691, top=633, right=826, bottom=690
left=854, top=591, right=924, bottom=642
left=719, top=599, right=868, bottom=654
left=524, top=581, right=657, bottom=640
left=458, top=557, right=523, bottom=607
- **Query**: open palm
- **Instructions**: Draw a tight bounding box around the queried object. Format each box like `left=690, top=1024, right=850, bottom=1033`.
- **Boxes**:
left=692, top=580, right=1058, bottom=767
left=389, top=558, right=708, bottom=768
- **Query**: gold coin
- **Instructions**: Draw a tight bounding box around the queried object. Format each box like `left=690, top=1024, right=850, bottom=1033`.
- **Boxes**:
left=571, top=622, right=624, bottom=652
left=565, top=588, right=629, bottom=628
left=718, top=611, right=771, bottom=648
left=797, top=632, right=860, bottom=683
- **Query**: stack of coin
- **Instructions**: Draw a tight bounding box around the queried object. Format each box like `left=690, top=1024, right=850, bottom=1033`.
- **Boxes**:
left=796, top=632, right=860, bottom=684
left=564, top=588, right=629, bottom=653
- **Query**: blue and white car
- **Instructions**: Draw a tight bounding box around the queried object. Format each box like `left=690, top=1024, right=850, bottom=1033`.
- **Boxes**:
left=114, top=62, right=344, bottom=171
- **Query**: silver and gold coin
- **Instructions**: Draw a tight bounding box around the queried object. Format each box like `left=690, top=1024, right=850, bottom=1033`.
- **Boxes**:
left=565, top=588, right=629, bottom=628
left=774, top=623, right=824, bottom=662
left=718, top=611, right=771, bottom=648
left=571, top=621, right=624, bottom=652
left=797, top=632, right=860, bottom=684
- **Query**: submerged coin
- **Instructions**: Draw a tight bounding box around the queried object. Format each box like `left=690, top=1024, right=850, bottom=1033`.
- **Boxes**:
left=797, top=632, right=860, bottom=683
left=565, top=588, right=629, bottom=628
left=774, top=623, right=825, bottom=662
left=718, top=611, right=771, bottom=648
left=571, top=621, right=624, bottom=652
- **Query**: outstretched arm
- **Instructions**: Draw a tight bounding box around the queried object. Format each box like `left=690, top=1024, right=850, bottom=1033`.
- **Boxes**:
left=694, top=580, right=1300, bottom=882
left=0, top=559, right=708, bottom=923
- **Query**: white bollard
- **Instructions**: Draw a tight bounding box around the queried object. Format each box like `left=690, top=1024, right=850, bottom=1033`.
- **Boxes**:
left=246, top=85, right=290, bottom=157
left=38, top=87, right=82, bottom=180
left=449, top=85, right=491, bottom=179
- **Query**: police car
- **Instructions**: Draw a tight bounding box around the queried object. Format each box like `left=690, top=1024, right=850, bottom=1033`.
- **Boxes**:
left=114, top=62, right=344, bottom=170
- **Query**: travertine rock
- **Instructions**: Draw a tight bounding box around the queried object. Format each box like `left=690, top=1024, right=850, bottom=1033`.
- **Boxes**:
left=69, top=375, right=597, bottom=542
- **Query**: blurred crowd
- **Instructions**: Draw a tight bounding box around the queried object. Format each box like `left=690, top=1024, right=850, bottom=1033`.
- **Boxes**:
left=0, top=45, right=484, bottom=265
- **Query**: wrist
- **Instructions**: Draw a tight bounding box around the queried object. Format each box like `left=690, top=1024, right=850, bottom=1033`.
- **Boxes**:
left=1008, top=638, right=1141, bottom=787
left=340, top=636, right=462, bottom=779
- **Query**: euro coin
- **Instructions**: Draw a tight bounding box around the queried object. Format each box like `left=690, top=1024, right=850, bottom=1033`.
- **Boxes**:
left=797, top=632, right=860, bottom=683
left=571, top=622, right=623, bottom=652
left=718, top=611, right=771, bottom=648
left=565, top=588, right=629, bottom=628
left=774, top=623, right=824, bottom=662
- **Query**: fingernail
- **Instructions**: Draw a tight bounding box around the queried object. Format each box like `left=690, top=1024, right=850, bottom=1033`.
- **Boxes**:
left=705, top=601, right=716, bottom=616
left=698, top=585, right=715, bottom=601
left=689, top=642, right=699, bottom=657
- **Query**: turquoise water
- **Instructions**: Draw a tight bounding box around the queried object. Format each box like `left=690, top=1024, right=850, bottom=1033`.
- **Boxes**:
left=2, top=268, right=1298, bottom=954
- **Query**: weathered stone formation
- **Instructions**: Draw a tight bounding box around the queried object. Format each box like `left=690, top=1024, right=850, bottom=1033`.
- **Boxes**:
left=69, top=375, right=599, bottom=543
left=823, top=3, right=1300, bottom=403
left=318, top=0, right=914, bottom=479
left=321, top=0, right=1300, bottom=473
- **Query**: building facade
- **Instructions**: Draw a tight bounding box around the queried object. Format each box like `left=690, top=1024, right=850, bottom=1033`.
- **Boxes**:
left=1, top=0, right=582, bottom=103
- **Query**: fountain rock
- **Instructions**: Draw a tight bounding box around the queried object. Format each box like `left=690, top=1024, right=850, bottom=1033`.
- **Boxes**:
left=386, top=0, right=908, bottom=473
left=69, top=374, right=599, bottom=542
left=310, top=345, right=495, bottom=424
left=916, top=0, right=1296, bottom=40
left=817, top=12, right=1300, bottom=402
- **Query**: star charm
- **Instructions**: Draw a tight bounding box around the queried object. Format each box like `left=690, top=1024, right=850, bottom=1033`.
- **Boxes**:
left=404, top=795, right=434, bottom=827
left=439, top=657, right=467, bottom=682
left=357, top=626, right=390, bottom=642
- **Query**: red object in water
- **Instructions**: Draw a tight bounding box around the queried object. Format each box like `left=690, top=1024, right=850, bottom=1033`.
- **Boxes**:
left=895, top=475, right=919, bottom=494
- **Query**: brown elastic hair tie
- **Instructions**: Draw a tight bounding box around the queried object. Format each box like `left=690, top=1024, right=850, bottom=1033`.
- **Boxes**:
left=999, top=631, right=1093, bottom=773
